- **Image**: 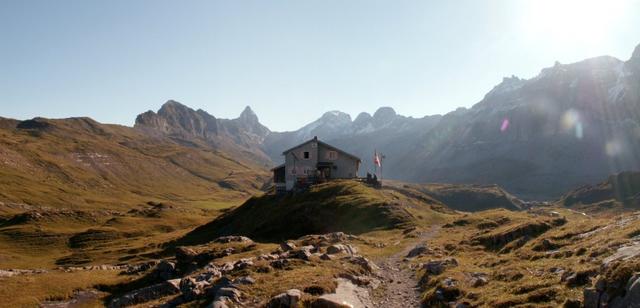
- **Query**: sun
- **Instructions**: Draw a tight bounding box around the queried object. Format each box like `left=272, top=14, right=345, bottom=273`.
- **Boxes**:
left=522, top=0, right=628, bottom=46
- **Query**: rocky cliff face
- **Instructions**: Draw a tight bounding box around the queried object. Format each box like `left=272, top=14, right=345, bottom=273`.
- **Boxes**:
left=135, top=101, right=271, bottom=166
left=402, top=44, right=640, bottom=199
left=134, top=43, right=640, bottom=200
left=136, top=100, right=219, bottom=139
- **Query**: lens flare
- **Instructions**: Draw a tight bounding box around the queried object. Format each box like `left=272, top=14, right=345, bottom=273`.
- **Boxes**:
left=500, top=118, right=510, bottom=132
left=605, top=140, right=623, bottom=157
left=561, top=109, right=583, bottom=139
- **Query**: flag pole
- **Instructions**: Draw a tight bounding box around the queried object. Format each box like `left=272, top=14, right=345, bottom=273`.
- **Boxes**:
left=373, top=149, right=377, bottom=177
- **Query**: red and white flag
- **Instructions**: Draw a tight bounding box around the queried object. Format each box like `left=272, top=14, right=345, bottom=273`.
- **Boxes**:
left=374, top=150, right=381, bottom=167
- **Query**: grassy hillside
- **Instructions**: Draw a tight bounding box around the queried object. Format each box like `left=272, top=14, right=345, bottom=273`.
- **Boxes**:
left=414, top=205, right=640, bottom=307
left=386, top=181, right=524, bottom=212
left=0, top=116, right=269, bottom=270
left=0, top=117, right=269, bottom=210
left=175, top=180, right=454, bottom=244
left=561, top=171, right=640, bottom=212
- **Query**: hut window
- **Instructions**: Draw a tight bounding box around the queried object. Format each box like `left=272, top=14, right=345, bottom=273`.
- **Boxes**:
left=303, top=151, right=310, bottom=159
left=328, top=151, right=338, bottom=160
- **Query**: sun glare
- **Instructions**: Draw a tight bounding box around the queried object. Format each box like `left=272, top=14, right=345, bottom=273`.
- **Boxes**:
left=522, top=0, right=628, bottom=46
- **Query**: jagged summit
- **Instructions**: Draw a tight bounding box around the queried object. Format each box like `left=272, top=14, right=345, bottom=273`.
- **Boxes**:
left=629, top=43, right=640, bottom=68
left=372, top=107, right=397, bottom=127
left=320, top=110, right=352, bottom=122
left=632, top=43, right=640, bottom=60
left=373, top=107, right=396, bottom=118
left=238, top=106, right=259, bottom=123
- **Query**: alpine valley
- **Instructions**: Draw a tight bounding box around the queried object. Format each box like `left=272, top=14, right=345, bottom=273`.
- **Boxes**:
left=0, top=44, right=640, bottom=307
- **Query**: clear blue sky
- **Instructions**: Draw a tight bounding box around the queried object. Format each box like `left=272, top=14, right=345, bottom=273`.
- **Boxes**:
left=1, top=1, right=639, bottom=131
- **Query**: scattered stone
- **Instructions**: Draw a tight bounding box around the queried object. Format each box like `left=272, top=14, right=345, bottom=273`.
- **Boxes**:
left=326, top=244, right=358, bottom=255
left=233, top=258, right=254, bottom=270
left=258, top=253, right=279, bottom=261
left=180, top=277, right=210, bottom=300
left=406, top=244, right=429, bottom=258
left=291, top=247, right=314, bottom=261
left=338, top=273, right=381, bottom=289
left=213, top=235, right=253, bottom=244
left=206, top=277, right=241, bottom=304
left=280, top=241, right=297, bottom=252
left=562, top=269, right=597, bottom=287
left=153, top=260, right=176, bottom=280
left=349, top=256, right=380, bottom=274
left=603, top=243, right=640, bottom=266
left=216, top=287, right=241, bottom=302
left=320, top=253, right=334, bottom=261
left=109, top=280, right=181, bottom=307
left=0, top=268, right=48, bottom=277
left=312, top=278, right=373, bottom=308
left=298, top=232, right=360, bottom=247
left=233, top=276, right=256, bottom=285
left=207, top=299, right=229, bottom=308
left=219, top=262, right=235, bottom=274
left=270, top=259, right=290, bottom=270
left=422, top=258, right=458, bottom=275
left=175, top=247, right=198, bottom=265
left=266, top=289, right=302, bottom=308
left=468, top=273, right=488, bottom=287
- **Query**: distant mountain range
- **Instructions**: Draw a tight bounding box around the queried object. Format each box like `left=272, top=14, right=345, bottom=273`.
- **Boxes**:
left=3, top=43, right=639, bottom=201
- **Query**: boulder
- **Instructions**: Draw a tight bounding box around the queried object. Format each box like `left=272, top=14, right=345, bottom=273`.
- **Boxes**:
left=153, top=260, right=176, bottom=280
left=270, top=259, right=290, bottom=269
left=280, top=242, right=297, bottom=252
left=406, top=244, right=429, bottom=258
left=422, top=258, right=458, bottom=275
left=219, top=261, right=235, bottom=274
left=291, top=246, right=315, bottom=261
left=338, top=273, right=381, bottom=289
left=320, top=253, right=334, bottom=261
left=207, top=299, right=229, bottom=308
left=233, top=258, right=254, bottom=270
left=109, top=280, right=181, bottom=307
left=266, top=289, right=302, bottom=308
left=583, top=287, right=600, bottom=308
left=180, top=277, right=210, bottom=300
left=562, top=269, right=597, bottom=287
left=206, top=277, right=242, bottom=303
left=196, top=264, right=222, bottom=282
left=176, top=247, right=198, bottom=265
left=233, top=276, right=256, bottom=285
left=608, top=272, right=640, bottom=308
left=349, top=256, right=379, bottom=274
left=326, top=244, right=358, bottom=255
left=216, top=287, right=242, bottom=302
left=603, top=243, right=640, bottom=266
left=469, top=273, right=488, bottom=287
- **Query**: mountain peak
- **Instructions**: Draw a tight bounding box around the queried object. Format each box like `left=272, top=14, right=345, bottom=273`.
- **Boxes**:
left=373, top=107, right=396, bottom=121
left=354, top=112, right=372, bottom=122
left=320, top=110, right=352, bottom=122
left=238, top=106, right=261, bottom=126
left=161, top=99, right=186, bottom=109
left=240, top=105, right=256, bottom=118
left=630, top=43, right=640, bottom=64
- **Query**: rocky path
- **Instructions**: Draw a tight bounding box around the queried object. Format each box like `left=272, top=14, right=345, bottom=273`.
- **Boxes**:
left=372, top=227, right=439, bottom=308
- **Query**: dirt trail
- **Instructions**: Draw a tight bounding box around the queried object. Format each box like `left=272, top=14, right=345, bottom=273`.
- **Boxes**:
left=372, top=227, right=439, bottom=308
